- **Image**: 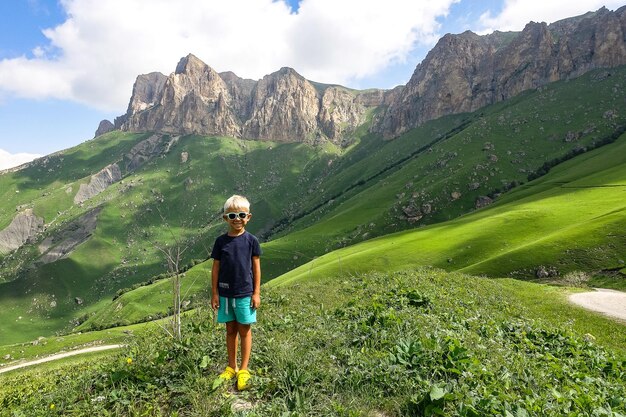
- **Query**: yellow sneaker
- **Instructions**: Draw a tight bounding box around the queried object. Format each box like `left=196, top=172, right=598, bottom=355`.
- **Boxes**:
left=219, top=366, right=237, bottom=380
left=237, top=369, right=251, bottom=390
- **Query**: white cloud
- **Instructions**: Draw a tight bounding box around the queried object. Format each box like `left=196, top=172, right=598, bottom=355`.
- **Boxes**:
left=0, top=149, right=42, bottom=170
left=0, top=0, right=458, bottom=112
left=478, top=0, right=626, bottom=33
left=288, top=0, right=457, bottom=82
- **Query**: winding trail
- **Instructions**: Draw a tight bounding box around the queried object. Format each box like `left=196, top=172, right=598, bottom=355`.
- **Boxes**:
left=569, top=288, right=626, bottom=322
left=0, top=344, right=123, bottom=375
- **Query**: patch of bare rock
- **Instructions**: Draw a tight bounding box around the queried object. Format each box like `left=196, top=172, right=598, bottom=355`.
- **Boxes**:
left=0, top=209, right=44, bottom=254
left=74, top=163, right=122, bottom=204
left=37, top=207, right=103, bottom=264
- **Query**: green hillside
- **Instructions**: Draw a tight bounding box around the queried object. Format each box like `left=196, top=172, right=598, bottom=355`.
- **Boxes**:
left=73, top=125, right=626, bottom=334
left=261, top=68, right=626, bottom=277
left=0, top=135, right=340, bottom=344
left=270, top=131, right=626, bottom=287
left=75, top=261, right=213, bottom=332
left=1, top=66, right=626, bottom=344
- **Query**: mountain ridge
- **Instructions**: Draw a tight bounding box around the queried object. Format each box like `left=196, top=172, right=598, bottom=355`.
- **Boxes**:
left=376, top=5, right=626, bottom=137
left=97, top=6, right=626, bottom=143
left=112, top=54, right=386, bottom=145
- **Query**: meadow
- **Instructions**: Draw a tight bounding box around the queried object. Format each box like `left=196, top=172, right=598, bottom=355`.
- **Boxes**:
left=1, top=268, right=625, bottom=416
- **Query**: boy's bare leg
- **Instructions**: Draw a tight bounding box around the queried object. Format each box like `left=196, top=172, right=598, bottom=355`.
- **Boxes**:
left=226, top=321, right=239, bottom=370
left=238, top=324, right=252, bottom=370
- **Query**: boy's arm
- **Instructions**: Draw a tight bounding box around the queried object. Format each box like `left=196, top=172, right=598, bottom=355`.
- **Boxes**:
left=211, top=260, right=220, bottom=310
left=251, top=256, right=261, bottom=308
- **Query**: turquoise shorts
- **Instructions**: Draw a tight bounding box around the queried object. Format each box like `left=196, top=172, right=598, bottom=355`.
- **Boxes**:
left=217, top=296, right=257, bottom=324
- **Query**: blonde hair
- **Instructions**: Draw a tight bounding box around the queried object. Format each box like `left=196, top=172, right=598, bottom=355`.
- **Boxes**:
left=223, top=195, right=250, bottom=212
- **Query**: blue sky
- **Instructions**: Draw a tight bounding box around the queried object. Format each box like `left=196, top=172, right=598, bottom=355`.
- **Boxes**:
left=0, top=0, right=623, bottom=169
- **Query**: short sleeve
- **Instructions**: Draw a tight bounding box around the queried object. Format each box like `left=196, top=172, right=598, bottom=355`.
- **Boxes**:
left=252, top=235, right=262, bottom=257
left=210, top=237, right=222, bottom=260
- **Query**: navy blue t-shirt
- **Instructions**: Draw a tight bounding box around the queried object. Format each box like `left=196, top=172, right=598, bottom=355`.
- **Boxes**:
left=210, top=231, right=262, bottom=298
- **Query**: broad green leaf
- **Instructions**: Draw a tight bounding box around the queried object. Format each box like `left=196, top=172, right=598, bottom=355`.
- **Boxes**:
left=199, top=355, right=210, bottom=369
left=430, top=385, right=446, bottom=401
left=212, top=377, right=225, bottom=391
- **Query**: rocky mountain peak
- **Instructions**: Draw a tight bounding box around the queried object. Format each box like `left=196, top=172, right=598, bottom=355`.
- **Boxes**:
left=116, top=56, right=386, bottom=144
left=173, top=53, right=224, bottom=87
left=175, top=53, right=207, bottom=74
left=259, top=67, right=311, bottom=94
left=94, top=119, right=115, bottom=138
left=108, top=7, right=626, bottom=144
left=276, top=67, right=301, bottom=77
left=374, top=6, right=626, bottom=138
left=219, top=71, right=244, bottom=83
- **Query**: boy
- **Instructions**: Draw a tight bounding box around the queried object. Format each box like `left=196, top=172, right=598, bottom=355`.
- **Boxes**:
left=211, top=195, right=261, bottom=390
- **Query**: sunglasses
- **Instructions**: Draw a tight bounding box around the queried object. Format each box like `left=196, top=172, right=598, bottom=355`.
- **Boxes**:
left=224, top=211, right=250, bottom=220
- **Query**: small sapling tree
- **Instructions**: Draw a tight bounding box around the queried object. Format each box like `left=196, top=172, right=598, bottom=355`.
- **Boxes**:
left=148, top=208, right=190, bottom=340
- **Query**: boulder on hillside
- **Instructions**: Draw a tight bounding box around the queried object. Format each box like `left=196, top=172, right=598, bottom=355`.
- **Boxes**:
left=475, top=196, right=493, bottom=209
left=402, top=202, right=422, bottom=218
left=535, top=265, right=559, bottom=278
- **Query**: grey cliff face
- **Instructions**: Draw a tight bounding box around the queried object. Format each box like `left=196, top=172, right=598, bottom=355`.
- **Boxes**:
left=119, top=55, right=385, bottom=145
left=126, top=72, right=168, bottom=116
left=37, top=207, right=102, bottom=265
left=242, top=67, right=320, bottom=141
left=376, top=6, right=626, bottom=138
left=219, top=71, right=256, bottom=122
left=121, top=55, right=240, bottom=138
left=0, top=209, right=44, bottom=254
left=74, top=163, right=122, bottom=204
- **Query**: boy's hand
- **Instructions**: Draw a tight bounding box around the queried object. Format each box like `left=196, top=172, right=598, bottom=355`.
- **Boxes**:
left=211, top=293, right=219, bottom=311
left=251, top=293, right=261, bottom=309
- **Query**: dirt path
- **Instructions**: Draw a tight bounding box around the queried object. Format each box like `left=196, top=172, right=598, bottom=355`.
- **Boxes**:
left=0, top=344, right=123, bottom=375
left=569, top=288, right=626, bottom=322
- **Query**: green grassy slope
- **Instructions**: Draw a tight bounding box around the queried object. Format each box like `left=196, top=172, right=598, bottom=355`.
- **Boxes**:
left=261, top=67, right=626, bottom=278
left=269, top=131, right=626, bottom=286
left=77, top=130, right=626, bottom=333
left=0, top=132, right=150, bottom=232
left=75, top=261, right=213, bottom=331
left=2, top=268, right=624, bottom=415
left=1, top=66, right=626, bottom=344
left=0, top=135, right=340, bottom=344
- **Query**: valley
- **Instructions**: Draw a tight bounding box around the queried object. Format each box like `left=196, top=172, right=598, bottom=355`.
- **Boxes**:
left=1, top=65, right=625, bottom=345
